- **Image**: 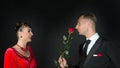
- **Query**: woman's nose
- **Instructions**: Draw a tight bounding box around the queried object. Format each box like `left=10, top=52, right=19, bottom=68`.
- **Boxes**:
left=31, top=32, right=33, bottom=36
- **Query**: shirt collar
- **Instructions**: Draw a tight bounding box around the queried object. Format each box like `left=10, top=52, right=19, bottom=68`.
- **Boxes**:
left=86, top=33, right=100, bottom=41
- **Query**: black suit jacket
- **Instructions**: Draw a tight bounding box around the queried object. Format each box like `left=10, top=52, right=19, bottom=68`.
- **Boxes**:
left=69, top=38, right=120, bottom=68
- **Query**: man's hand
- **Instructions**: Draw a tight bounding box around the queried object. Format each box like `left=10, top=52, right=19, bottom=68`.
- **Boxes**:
left=58, top=56, right=68, bottom=68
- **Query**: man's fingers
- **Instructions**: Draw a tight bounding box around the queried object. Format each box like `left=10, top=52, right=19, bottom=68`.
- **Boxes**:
left=58, top=56, right=62, bottom=63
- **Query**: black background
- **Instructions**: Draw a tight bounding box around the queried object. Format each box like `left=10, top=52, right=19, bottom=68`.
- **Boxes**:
left=1, top=0, right=120, bottom=68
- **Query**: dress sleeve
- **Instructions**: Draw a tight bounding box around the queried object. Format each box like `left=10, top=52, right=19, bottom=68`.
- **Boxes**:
left=4, top=48, right=14, bottom=68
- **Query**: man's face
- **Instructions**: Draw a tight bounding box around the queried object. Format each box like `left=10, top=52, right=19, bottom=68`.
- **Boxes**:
left=75, top=17, right=89, bottom=36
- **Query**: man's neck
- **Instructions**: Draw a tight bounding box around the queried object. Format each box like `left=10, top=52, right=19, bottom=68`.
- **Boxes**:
left=86, top=32, right=96, bottom=39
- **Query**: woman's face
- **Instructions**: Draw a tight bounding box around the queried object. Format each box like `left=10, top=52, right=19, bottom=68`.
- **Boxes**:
left=19, top=26, right=33, bottom=42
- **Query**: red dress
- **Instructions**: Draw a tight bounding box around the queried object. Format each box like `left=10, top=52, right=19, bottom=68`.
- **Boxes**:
left=4, top=46, right=37, bottom=68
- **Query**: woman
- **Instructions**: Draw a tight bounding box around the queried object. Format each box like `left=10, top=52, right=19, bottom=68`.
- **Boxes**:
left=4, top=21, right=37, bottom=68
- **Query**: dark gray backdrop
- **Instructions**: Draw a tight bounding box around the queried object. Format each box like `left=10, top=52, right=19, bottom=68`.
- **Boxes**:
left=1, top=0, right=120, bottom=68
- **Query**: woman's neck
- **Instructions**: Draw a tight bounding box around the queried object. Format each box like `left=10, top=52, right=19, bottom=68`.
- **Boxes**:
left=17, top=40, right=27, bottom=48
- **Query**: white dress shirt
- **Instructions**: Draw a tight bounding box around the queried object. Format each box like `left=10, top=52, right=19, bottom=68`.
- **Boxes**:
left=85, top=33, right=100, bottom=55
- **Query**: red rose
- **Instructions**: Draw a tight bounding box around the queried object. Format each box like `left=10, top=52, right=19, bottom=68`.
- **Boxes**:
left=68, top=27, right=75, bottom=34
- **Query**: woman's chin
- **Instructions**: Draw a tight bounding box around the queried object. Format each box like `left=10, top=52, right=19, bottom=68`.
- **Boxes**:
left=28, top=39, right=32, bottom=42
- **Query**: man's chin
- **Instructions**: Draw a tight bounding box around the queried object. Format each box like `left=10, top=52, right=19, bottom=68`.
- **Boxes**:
left=79, top=33, right=84, bottom=36
left=79, top=33, right=82, bottom=35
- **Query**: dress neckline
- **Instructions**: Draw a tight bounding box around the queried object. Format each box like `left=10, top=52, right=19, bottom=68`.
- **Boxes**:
left=16, top=44, right=28, bottom=52
left=12, top=47, right=31, bottom=61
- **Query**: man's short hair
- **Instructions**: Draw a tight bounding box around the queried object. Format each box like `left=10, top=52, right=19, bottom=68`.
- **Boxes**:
left=79, top=13, right=97, bottom=23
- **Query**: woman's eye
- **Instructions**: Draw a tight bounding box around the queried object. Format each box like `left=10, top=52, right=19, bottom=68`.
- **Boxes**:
left=28, top=29, right=32, bottom=32
left=28, top=30, right=30, bottom=32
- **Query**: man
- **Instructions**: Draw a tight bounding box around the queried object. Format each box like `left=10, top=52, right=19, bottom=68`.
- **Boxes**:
left=58, top=13, right=120, bottom=68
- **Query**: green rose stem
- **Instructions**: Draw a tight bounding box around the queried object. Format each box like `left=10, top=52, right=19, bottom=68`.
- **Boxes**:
left=54, top=28, right=74, bottom=68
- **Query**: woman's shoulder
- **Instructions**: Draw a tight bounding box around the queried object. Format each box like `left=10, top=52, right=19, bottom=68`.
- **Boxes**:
left=5, top=48, right=14, bottom=52
left=4, top=47, right=15, bottom=55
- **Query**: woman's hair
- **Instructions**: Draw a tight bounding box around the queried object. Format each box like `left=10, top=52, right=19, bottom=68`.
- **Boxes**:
left=15, top=21, right=31, bottom=32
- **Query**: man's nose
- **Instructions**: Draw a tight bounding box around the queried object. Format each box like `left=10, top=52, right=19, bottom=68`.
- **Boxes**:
left=75, top=25, right=78, bottom=29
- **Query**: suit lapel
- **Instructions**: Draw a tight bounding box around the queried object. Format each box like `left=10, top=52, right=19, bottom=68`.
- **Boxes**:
left=84, top=38, right=102, bottom=65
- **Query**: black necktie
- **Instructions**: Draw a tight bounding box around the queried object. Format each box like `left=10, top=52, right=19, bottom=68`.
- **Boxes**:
left=82, top=40, right=91, bottom=62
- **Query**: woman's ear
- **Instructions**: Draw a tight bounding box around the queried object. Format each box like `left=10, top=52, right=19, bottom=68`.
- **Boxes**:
left=18, top=31, right=22, bottom=38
